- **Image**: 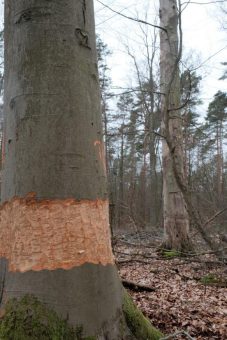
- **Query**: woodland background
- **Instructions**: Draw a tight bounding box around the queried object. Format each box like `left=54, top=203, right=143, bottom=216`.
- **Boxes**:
left=96, top=1, right=227, bottom=338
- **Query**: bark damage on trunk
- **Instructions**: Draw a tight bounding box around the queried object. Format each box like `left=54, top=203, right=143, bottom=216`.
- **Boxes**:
left=0, top=0, right=163, bottom=337
left=0, top=194, right=113, bottom=272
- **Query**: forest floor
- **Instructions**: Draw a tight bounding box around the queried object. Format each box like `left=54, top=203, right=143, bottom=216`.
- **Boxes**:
left=114, top=231, right=227, bottom=340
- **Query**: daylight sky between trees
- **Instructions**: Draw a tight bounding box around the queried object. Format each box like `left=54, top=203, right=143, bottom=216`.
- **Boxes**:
left=0, top=1, right=226, bottom=117
left=94, top=0, right=227, bottom=119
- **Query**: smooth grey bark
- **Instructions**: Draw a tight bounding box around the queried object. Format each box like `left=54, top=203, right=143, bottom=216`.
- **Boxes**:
left=1, top=1, right=130, bottom=338
left=5, top=263, right=124, bottom=337
left=159, top=0, right=190, bottom=251
left=2, top=0, right=107, bottom=202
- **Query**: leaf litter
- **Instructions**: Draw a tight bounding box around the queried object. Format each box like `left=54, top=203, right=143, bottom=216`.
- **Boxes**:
left=115, top=232, right=227, bottom=339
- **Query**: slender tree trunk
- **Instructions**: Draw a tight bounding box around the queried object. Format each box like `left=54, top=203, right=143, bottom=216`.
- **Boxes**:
left=117, top=126, right=125, bottom=227
left=102, top=98, right=115, bottom=236
left=128, top=114, right=137, bottom=222
left=148, top=67, right=158, bottom=225
left=0, top=1, right=128, bottom=337
left=142, top=156, right=147, bottom=224
left=159, top=0, right=191, bottom=251
left=103, top=98, right=109, bottom=176
left=216, top=123, right=224, bottom=202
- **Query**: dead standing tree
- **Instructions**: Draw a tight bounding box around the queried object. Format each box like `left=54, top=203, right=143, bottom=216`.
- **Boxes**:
left=159, top=0, right=226, bottom=260
left=159, top=0, right=191, bottom=252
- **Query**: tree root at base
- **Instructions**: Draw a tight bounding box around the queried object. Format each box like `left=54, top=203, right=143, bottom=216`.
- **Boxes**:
left=123, top=291, right=163, bottom=340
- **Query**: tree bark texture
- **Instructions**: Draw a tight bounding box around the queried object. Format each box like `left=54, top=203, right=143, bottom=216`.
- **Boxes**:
left=0, top=1, right=127, bottom=338
left=159, top=0, right=190, bottom=251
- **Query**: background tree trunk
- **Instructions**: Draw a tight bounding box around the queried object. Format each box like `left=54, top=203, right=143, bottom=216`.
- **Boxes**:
left=159, top=0, right=190, bottom=251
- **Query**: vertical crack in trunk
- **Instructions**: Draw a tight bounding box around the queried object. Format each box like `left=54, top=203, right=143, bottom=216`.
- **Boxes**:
left=75, top=1, right=90, bottom=49
left=82, top=0, right=86, bottom=28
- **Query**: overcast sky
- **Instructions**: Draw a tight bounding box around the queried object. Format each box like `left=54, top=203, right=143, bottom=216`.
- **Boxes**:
left=0, top=1, right=226, bottom=117
left=94, top=0, right=227, bottom=118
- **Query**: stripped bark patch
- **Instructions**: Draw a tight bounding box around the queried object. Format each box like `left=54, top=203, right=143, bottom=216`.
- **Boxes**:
left=0, top=194, right=114, bottom=272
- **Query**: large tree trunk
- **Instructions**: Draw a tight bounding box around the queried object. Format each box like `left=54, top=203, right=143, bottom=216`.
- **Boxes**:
left=159, top=0, right=190, bottom=251
left=0, top=1, right=126, bottom=338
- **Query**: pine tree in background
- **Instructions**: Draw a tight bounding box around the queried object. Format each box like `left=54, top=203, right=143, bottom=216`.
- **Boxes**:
left=206, top=91, right=227, bottom=202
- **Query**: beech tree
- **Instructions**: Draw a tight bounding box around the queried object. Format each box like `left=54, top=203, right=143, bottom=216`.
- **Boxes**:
left=0, top=1, right=165, bottom=338
left=159, top=0, right=190, bottom=251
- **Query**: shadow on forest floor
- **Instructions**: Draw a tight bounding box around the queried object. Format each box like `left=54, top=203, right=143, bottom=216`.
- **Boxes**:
left=114, top=231, right=227, bottom=340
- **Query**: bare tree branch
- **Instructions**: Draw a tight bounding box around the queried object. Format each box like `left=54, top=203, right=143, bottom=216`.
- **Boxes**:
left=122, top=279, right=156, bottom=292
left=182, top=0, right=227, bottom=5
left=160, top=330, right=195, bottom=340
left=96, top=0, right=167, bottom=32
left=203, top=208, right=227, bottom=229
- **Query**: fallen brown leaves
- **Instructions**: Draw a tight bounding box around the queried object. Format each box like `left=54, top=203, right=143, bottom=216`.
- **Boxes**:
left=115, top=234, right=227, bottom=339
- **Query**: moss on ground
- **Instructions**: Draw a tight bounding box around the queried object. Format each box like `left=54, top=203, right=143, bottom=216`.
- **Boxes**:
left=200, top=273, right=227, bottom=287
left=162, top=250, right=180, bottom=258
left=200, top=273, right=219, bottom=285
left=0, top=295, right=93, bottom=340
left=123, top=291, right=163, bottom=340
